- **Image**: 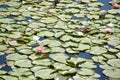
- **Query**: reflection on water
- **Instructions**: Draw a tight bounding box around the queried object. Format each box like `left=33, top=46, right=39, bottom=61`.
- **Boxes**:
left=0, top=54, right=7, bottom=65
left=98, top=0, right=112, bottom=10
left=1, top=65, right=12, bottom=72
left=0, top=54, right=12, bottom=72
left=79, top=52, right=92, bottom=58
left=0, top=5, right=9, bottom=8
left=116, top=13, right=120, bottom=17
left=94, top=62, right=109, bottom=80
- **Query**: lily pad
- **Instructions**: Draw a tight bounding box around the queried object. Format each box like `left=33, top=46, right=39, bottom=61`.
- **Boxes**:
left=1, top=76, right=18, bottom=80
left=78, top=62, right=97, bottom=68
left=49, top=53, right=69, bottom=64
left=41, top=17, right=57, bottom=24
left=77, top=68, right=94, bottom=76
left=90, top=46, right=107, bottom=55
left=51, top=47, right=65, bottom=53
left=72, top=43, right=90, bottom=51
left=0, top=45, right=7, bottom=51
left=103, top=69, right=120, bottom=78
left=6, top=53, right=28, bottom=61
left=15, top=59, right=33, bottom=67
left=35, top=69, right=56, bottom=79
left=32, top=59, right=51, bottom=66
left=53, top=62, right=71, bottom=70
left=107, top=59, right=120, bottom=68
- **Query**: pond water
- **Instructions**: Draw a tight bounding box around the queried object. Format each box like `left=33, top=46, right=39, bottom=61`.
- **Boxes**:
left=0, top=0, right=119, bottom=80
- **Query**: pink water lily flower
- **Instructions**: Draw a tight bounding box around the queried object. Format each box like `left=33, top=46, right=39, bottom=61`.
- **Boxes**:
left=112, top=3, right=119, bottom=8
left=36, top=46, right=45, bottom=52
left=105, top=28, right=112, bottom=33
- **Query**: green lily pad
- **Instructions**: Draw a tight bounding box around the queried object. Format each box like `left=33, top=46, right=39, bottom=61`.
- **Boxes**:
left=78, top=62, right=97, bottom=68
left=32, top=59, right=51, bottom=66
left=37, top=31, right=54, bottom=37
left=9, top=40, right=21, bottom=46
left=77, top=68, right=94, bottom=76
left=62, top=41, right=78, bottom=48
left=41, top=17, right=57, bottom=24
left=7, top=53, right=28, bottom=61
left=0, top=70, right=7, bottom=74
left=49, top=53, right=69, bottom=64
left=9, top=68, right=32, bottom=76
left=103, top=69, right=120, bottom=78
left=55, top=31, right=65, bottom=38
left=59, top=68, right=76, bottom=75
left=53, top=62, right=71, bottom=70
left=31, top=66, right=48, bottom=72
left=51, top=47, right=65, bottom=53
left=107, top=59, right=120, bottom=68
left=48, top=40, right=61, bottom=47
left=67, top=57, right=86, bottom=65
left=0, top=19, right=15, bottom=23
left=1, top=76, right=18, bottom=80
left=107, top=39, right=120, bottom=46
left=19, top=49, right=33, bottom=55
left=72, top=43, right=90, bottom=51
left=60, top=34, right=72, bottom=41
left=65, top=8, right=79, bottom=13
left=15, top=59, right=33, bottom=67
left=90, top=46, right=107, bottom=55
left=66, top=48, right=79, bottom=54
left=35, top=69, right=56, bottom=79
left=0, top=45, right=7, bottom=51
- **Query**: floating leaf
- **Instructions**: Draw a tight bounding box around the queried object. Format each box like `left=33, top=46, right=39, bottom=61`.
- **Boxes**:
left=15, top=59, right=33, bottom=67
left=77, top=68, right=94, bottom=76
left=107, top=59, right=120, bottom=68
left=59, top=68, right=76, bottom=75
left=0, top=45, right=7, bottom=51
left=7, top=53, right=27, bottom=61
left=53, top=62, right=71, bottom=70
left=72, top=43, right=90, bottom=51
left=32, top=59, right=51, bottom=66
left=90, top=46, right=107, bottom=55
left=103, top=69, right=120, bottom=78
left=51, top=47, right=65, bottom=53
left=49, top=53, right=69, bottom=64
left=19, top=49, right=33, bottom=55
left=1, top=76, right=18, bottom=80
left=37, top=31, right=54, bottom=37
left=41, top=17, right=57, bottom=24
left=66, top=48, right=79, bottom=54
left=78, top=62, right=97, bottom=68
left=35, top=69, right=56, bottom=79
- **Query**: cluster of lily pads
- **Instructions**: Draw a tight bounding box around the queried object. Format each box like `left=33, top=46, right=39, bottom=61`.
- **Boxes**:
left=0, top=0, right=120, bottom=80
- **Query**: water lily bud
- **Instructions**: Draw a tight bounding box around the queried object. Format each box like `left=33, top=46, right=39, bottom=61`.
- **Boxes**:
left=112, top=3, right=119, bottom=8
left=32, top=36, right=40, bottom=41
left=105, top=28, right=112, bottom=33
left=36, top=46, right=45, bottom=52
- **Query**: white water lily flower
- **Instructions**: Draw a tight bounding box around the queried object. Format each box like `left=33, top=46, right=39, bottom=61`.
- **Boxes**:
left=32, top=36, right=40, bottom=41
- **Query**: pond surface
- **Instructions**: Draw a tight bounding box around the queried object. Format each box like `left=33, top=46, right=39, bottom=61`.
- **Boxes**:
left=0, top=0, right=120, bottom=80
